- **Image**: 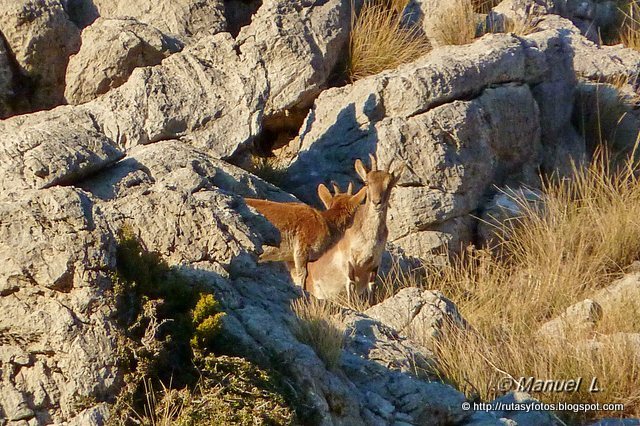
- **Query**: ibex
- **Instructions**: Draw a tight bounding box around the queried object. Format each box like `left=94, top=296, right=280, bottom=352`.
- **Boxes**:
left=245, top=182, right=366, bottom=286
left=305, top=155, right=404, bottom=303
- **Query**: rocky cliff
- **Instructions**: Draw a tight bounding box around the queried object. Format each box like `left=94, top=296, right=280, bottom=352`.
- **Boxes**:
left=1, top=0, right=639, bottom=424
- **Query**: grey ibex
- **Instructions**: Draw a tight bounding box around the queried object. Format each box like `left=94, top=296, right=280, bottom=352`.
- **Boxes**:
left=305, top=155, right=404, bottom=302
left=245, top=182, right=366, bottom=286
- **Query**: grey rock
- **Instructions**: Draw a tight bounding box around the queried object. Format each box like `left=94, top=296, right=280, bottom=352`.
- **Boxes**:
left=0, top=106, right=124, bottom=196
left=65, top=17, right=183, bottom=105
left=0, top=187, right=120, bottom=424
left=91, top=0, right=227, bottom=40
left=89, top=32, right=268, bottom=157
left=0, top=0, right=81, bottom=109
left=365, top=287, right=467, bottom=350
left=237, top=0, right=353, bottom=115
left=537, top=299, right=603, bottom=339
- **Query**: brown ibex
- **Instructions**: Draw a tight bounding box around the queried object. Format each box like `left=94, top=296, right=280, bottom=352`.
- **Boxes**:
left=305, top=155, right=404, bottom=302
left=245, top=182, right=366, bottom=286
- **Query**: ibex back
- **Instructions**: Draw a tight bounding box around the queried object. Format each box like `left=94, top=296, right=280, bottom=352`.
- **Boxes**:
left=245, top=183, right=366, bottom=286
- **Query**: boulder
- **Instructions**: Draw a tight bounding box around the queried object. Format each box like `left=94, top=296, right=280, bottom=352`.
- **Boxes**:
left=0, top=187, right=120, bottom=424
left=91, top=0, right=227, bottom=40
left=65, top=17, right=183, bottom=105
left=0, top=0, right=81, bottom=109
left=236, top=0, right=353, bottom=115
left=0, top=106, right=124, bottom=196
left=365, top=287, right=467, bottom=350
left=89, top=32, right=268, bottom=157
left=537, top=299, right=603, bottom=340
left=591, top=273, right=640, bottom=317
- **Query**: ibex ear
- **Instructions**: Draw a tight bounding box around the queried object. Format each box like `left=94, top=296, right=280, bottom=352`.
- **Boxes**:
left=355, top=159, right=368, bottom=182
left=391, top=162, right=406, bottom=186
left=317, top=184, right=333, bottom=209
left=352, top=186, right=367, bottom=206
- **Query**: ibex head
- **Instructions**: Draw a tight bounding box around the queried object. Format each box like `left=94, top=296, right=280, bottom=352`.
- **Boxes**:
left=317, top=181, right=366, bottom=210
left=354, top=154, right=405, bottom=211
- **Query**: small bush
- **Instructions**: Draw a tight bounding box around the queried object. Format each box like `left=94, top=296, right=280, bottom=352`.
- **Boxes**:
left=290, top=296, right=345, bottom=370
left=348, top=0, right=430, bottom=81
left=429, top=0, right=477, bottom=46
left=191, top=295, right=224, bottom=352
left=110, top=226, right=225, bottom=423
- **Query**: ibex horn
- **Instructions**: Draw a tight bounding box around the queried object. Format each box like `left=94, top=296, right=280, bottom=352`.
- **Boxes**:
left=369, top=153, right=377, bottom=171
left=346, top=182, right=354, bottom=195
left=331, top=181, right=341, bottom=194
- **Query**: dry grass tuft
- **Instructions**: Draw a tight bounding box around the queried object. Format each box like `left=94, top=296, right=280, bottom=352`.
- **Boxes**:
left=429, top=0, right=477, bottom=46
left=502, top=13, right=540, bottom=36
left=291, top=296, right=345, bottom=370
left=421, top=149, right=640, bottom=420
left=348, top=0, right=430, bottom=81
left=472, top=0, right=501, bottom=14
left=248, top=155, right=287, bottom=188
left=619, top=1, right=640, bottom=50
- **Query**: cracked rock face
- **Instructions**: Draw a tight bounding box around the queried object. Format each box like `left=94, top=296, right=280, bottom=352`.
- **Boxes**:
left=64, top=17, right=184, bottom=105
left=0, top=187, right=119, bottom=424
left=0, top=0, right=81, bottom=109
left=90, top=0, right=227, bottom=40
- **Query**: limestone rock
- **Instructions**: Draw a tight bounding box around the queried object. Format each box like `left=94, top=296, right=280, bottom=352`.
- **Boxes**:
left=0, top=106, right=124, bottom=196
left=90, top=32, right=268, bottom=157
left=91, top=0, right=227, bottom=40
left=537, top=299, right=603, bottom=339
left=65, top=17, right=183, bottom=105
left=365, top=287, right=467, bottom=350
left=591, top=273, right=640, bottom=318
left=0, top=187, right=120, bottom=423
left=0, top=0, right=81, bottom=109
left=237, top=0, right=352, bottom=115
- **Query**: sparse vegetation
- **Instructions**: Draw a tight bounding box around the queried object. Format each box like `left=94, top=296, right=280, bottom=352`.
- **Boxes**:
left=348, top=0, right=430, bottom=81
left=429, top=0, right=477, bottom=46
left=137, top=356, right=297, bottom=425
left=417, top=150, right=640, bottom=420
left=618, top=0, right=640, bottom=50
left=290, top=296, right=345, bottom=370
left=249, top=155, right=288, bottom=188
left=111, top=227, right=296, bottom=425
left=471, top=0, right=500, bottom=14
